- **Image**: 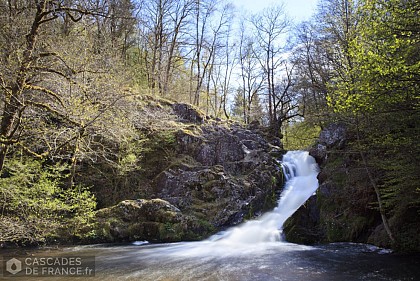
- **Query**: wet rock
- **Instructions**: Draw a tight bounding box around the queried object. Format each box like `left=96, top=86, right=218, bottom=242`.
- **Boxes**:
left=309, top=143, right=327, bottom=165
left=283, top=196, right=321, bottom=244
left=90, top=100, right=286, bottom=243
left=309, top=123, right=346, bottom=165
left=289, top=123, right=348, bottom=244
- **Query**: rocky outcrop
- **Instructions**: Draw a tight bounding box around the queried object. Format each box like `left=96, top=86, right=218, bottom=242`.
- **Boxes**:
left=318, top=123, right=347, bottom=149
left=95, top=199, right=210, bottom=242
left=90, top=101, right=285, bottom=243
left=172, top=103, right=204, bottom=124
left=309, top=123, right=347, bottom=165
left=154, top=124, right=283, bottom=229
left=286, top=123, right=403, bottom=250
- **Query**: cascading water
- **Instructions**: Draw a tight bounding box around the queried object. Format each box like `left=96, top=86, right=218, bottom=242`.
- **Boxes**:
left=208, top=150, right=320, bottom=246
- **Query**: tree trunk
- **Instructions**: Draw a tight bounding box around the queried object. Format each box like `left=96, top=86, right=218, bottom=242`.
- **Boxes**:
left=0, top=3, right=43, bottom=172
left=356, top=117, right=395, bottom=245
left=0, top=105, right=17, bottom=171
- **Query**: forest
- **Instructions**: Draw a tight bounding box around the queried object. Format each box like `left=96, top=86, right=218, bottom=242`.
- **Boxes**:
left=0, top=0, right=419, bottom=251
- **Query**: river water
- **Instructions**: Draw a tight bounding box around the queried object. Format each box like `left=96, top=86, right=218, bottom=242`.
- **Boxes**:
left=2, top=151, right=419, bottom=280
left=2, top=241, right=419, bottom=280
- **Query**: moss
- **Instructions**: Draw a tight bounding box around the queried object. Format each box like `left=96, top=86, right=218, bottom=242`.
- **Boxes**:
left=283, top=221, right=318, bottom=244
left=158, top=222, right=182, bottom=242
left=140, top=130, right=178, bottom=179
left=179, top=126, right=202, bottom=138
left=325, top=220, right=346, bottom=241
left=137, top=94, right=174, bottom=108
left=94, top=217, right=122, bottom=242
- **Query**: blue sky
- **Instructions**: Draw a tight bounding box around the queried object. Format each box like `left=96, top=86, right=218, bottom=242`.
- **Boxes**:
left=231, top=0, right=318, bottom=22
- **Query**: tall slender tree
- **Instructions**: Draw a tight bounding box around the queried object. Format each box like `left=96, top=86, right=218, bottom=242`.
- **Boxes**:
left=250, top=4, right=290, bottom=136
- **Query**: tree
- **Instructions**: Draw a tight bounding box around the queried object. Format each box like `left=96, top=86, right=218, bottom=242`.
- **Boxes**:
left=322, top=0, right=420, bottom=248
left=250, top=4, right=290, bottom=136
left=205, top=2, right=236, bottom=118
left=237, top=19, right=265, bottom=124
left=191, top=0, right=232, bottom=108
left=0, top=0, right=136, bottom=177
left=329, top=0, right=419, bottom=113
left=290, top=21, right=331, bottom=127
left=138, top=0, right=195, bottom=96
left=231, top=88, right=264, bottom=124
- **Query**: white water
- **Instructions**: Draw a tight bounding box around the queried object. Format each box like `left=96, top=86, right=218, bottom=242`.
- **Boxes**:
left=207, top=150, right=320, bottom=247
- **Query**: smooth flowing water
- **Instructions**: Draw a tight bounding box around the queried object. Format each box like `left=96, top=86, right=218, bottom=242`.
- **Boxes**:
left=2, top=151, right=419, bottom=280
left=206, top=150, right=320, bottom=245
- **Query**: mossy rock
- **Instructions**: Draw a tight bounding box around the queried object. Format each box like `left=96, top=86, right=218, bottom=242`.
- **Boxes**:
left=94, top=199, right=214, bottom=243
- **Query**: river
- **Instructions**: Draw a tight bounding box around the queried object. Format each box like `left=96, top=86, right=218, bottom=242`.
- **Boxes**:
left=1, top=241, right=419, bottom=280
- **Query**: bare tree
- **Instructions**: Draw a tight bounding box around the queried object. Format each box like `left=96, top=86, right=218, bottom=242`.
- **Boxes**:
left=237, top=19, right=265, bottom=124
left=138, top=0, right=195, bottom=96
left=273, top=62, right=302, bottom=133
left=250, top=4, right=290, bottom=136
left=205, top=2, right=235, bottom=117
left=161, top=0, right=195, bottom=97
left=191, top=0, right=217, bottom=106
left=0, top=0, right=136, bottom=175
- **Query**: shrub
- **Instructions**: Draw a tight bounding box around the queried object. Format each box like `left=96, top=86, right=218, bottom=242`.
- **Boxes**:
left=0, top=158, right=96, bottom=245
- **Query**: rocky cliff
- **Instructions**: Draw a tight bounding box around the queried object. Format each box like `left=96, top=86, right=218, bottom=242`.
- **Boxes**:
left=89, top=97, right=285, bottom=243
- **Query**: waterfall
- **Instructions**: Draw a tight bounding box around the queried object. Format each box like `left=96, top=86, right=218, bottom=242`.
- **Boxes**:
left=210, top=150, right=319, bottom=245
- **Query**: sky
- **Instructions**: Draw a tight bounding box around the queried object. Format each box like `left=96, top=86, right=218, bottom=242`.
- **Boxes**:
left=231, top=0, right=319, bottom=22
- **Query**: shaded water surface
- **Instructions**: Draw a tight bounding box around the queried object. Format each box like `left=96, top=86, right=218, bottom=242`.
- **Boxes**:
left=2, top=242, right=419, bottom=281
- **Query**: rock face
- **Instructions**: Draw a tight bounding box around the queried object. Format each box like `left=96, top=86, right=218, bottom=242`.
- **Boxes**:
left=318, top=123, right=346, bottom=149
left=309, top=123, right=347, bottom=165
left=91, top=101, right=284, bottom=243
left=286, top=123, right=402, bottom=250
left=172, top=103, right=204, bottom=124
left=292, top=123, right=347, bottom=244
left=285, top=123, right=348, bottom=244
left=285, top=123, right=347, bottom=242
left=154, top=124, right=282, bottom=229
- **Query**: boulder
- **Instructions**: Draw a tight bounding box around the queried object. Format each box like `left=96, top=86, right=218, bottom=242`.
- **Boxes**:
left=309, top=143, right=327, bottom=165
left=310, top=123, right=346, bottom=165
left=95, top=199, right=211, bottom=242
left=319, top=123, right=346, bottom=149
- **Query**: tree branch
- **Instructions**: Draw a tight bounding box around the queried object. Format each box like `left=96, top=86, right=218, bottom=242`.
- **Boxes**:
left=24, top=84, right=65, bottom=108
left=25, top=100, right=81, bottom=127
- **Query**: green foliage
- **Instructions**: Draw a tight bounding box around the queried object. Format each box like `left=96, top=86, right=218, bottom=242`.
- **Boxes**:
left=363, top=111, right=420, bottom=239
left=116, top=136, right=146, bottom=176
left=126, top=47, right=149, bottom=89
left=312, top=111, right=420, bottom=251
left=283, top=122, right=321, bottom=150
left=0, top=158, right=96, bottom=245
left=327, top=0, right=420, bottom=113
left=230, top=89, right=264, bottom=124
